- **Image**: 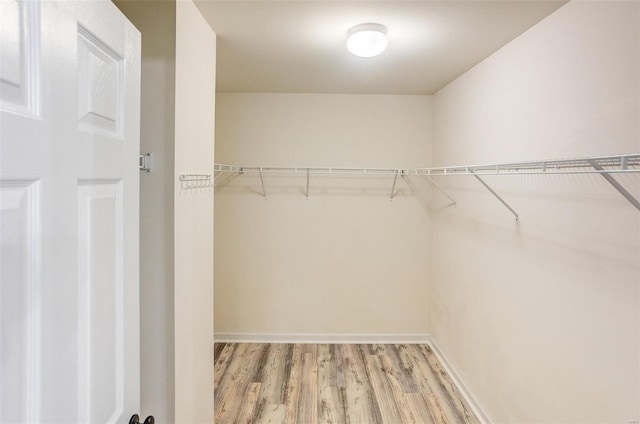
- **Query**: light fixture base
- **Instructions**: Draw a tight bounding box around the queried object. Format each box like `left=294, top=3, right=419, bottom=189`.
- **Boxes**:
left=347, top=23, right=388, bottom=58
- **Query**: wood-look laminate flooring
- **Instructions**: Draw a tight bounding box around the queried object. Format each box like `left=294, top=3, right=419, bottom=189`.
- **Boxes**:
left=214, top=343, right=480, bottom=424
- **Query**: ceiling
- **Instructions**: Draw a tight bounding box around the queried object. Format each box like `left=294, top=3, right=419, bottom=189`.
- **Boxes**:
left=195, top=1, right=567, bottom=95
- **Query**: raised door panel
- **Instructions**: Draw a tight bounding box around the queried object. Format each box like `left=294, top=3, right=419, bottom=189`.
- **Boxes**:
left=77, top=26, right=124, bottom=138
left=0, top=0, right=39, bottom=116
left=0, top=181, right=40, bottom=423
left=77, top=181, right=124, bottom=424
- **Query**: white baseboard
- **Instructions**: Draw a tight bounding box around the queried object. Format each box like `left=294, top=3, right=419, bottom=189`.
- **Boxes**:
left=214, top=332, right=491, bottom=424
left=214, top=332, right=430, bottom=344
left=425, top=335, right=493, bottom=424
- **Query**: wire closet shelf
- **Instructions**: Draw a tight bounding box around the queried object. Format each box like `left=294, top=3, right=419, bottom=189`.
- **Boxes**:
left=178, top=173, right=213, bottom=189
left=213, top=153, right=640, bottom=220
left=214, top=153, right=640, bottom=177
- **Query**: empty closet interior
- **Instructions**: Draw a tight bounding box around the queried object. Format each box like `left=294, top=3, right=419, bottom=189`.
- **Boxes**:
left=205, top=1, right=640, bottom=422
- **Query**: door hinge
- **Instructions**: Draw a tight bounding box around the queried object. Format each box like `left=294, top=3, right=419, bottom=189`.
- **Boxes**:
left=139, top=153, right=153, bottom=173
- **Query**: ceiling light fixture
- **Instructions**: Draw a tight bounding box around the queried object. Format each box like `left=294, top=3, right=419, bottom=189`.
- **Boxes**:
left=346, top=23, right=388, bottom=58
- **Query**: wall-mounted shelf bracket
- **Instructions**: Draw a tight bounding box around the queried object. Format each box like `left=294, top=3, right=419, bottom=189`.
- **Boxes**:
left=471, top=172, right=519, bottom=222
left=259, top=168, right=267, bottom=198
left=139, top=153, right=153, bottom=173
left=588, top=159, right=640, bottom=211
left=390, top=170, right=400, bottom=200
left=306, top=169, right=310, bottom=199
left=421, top=174, right=457, bottom=206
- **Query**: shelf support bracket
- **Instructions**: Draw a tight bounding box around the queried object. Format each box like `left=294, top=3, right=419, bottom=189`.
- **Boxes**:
left=390, top=170, right=400, bottom=200
left=259, top=168, right=266, bottom=198
left=422, top=174, right=456, bottom=206
left=306, top=168, right=310, bottom=199
left=472, top=172, right=519, bottom=222
left=588, top=159, right=640, bottom=211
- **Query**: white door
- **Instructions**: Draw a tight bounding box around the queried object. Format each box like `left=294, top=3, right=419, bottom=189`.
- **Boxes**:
left=0, top=0, right=141, bottom=423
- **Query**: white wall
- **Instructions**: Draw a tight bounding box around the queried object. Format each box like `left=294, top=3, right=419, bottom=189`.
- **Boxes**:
left=214, top=93, right=432, bottom=336
left=112, top=2, right=176, bottom=422
left=174, top=1, right=216, bottom=423
left=431, top=1, right=639, bottom=422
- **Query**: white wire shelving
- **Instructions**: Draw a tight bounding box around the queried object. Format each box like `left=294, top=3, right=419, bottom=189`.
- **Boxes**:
left=213, top=153, right=640, bottom=220
left=415, top=153, right=640, bottom=176
left=214, top=164, right=410, bottom=176
left=179, top=173, right=213, bottom=189
left=215, top=154, right=640, bottom=177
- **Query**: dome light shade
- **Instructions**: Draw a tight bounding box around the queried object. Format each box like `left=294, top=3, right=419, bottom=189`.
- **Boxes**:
left=347, top=23, right=388, bottom=58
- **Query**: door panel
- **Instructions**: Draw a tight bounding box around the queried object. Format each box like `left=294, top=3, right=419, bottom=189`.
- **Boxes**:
left=0, top=181, right=40, bottom=424
left=77, top=26, right=124, bottom=138
left=0, top=0, right=39, bottom=116
left=77, top=181, right=125, bottom=423
left=0, top=1, right=140, bottom=422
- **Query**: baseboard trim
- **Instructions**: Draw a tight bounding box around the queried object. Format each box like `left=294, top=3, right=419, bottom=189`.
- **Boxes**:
left=425, top=335, right=493, bottom=424
left=213, top=332, right=491, bottom=424
left=214, top=332, right=430, bottom=344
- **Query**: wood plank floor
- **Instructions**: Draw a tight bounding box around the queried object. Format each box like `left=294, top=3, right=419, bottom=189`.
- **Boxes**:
left=214, top=343, right=480, bottom=424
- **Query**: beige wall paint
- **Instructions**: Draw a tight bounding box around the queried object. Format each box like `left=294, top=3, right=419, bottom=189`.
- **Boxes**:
left=215, top=93, right=432, bottom=335
left=431, top=1, right=639, bottom=422
left=112, top=1, right=176, bottom=422
left=174, top=1, right=216, bottom=423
